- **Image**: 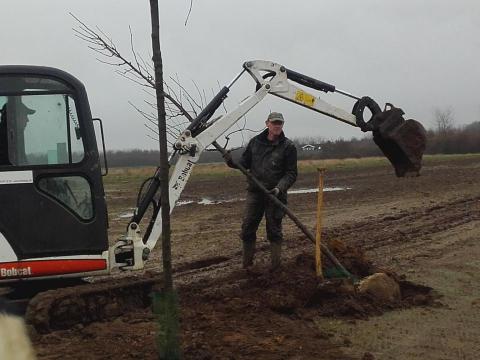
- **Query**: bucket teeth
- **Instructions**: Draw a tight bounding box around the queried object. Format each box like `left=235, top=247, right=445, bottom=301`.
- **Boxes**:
left=372, top=106, right=426, bottom=177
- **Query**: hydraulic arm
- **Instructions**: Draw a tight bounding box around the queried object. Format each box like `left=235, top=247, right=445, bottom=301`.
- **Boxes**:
left=111, top=60, right=426, bottom=272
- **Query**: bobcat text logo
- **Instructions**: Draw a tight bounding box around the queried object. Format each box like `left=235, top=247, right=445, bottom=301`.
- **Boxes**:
left=0, top=267, right=32, bottom=277
left=173, top=160, right=195, bottom=190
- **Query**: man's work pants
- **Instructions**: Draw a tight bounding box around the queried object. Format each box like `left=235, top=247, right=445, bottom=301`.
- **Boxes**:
left=240, top=191, right=286, bottom=245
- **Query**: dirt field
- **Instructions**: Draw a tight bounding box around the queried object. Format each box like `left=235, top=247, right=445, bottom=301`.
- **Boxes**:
left=33, top=154, right=480, bottom=359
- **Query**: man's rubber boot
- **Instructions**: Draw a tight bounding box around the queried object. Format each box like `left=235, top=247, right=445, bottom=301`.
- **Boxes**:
left=242, top=241, right=255, bottom=268
left=270, top=242, right=282, bottom=271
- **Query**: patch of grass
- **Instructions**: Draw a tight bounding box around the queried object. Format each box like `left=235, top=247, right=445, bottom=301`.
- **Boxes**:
left=103, top=153, right=480, bottom=185
left=298, top=157, right=389, bottom=174
left=423, top=153, right=480, bottom=164
left=103, top=166, right=157, bottom=186
left=192, top=156, right=394, bottom=177
left=190, top=162, right=239, bottom=180
left=103, top=163, right=238, bottom=184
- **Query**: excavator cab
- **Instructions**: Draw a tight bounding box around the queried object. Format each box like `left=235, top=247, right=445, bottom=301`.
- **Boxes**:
left=0, top=66, right=109, bottom=280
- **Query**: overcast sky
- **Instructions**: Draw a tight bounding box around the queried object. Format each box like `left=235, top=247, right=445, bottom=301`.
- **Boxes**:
left=3, top=1, right=479, bottom=150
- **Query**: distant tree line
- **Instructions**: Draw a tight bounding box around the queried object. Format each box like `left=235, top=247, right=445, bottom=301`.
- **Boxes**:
left=105, top=149, right=162, bottom=167
left=426, top=121, right=480, bottom=155
left=104, top=148, right=227, bottom=167
left=105, top=120, right=480, bottom=167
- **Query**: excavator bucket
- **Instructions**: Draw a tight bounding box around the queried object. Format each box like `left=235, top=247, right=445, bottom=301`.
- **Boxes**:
left=371, top=105, right=426, bottom=177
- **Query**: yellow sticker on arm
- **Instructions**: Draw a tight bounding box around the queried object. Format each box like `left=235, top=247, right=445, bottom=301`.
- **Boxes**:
left=295, top=90, right=316, bottom=107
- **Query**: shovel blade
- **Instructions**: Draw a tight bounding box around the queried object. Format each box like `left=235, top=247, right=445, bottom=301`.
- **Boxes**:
left=372, top=107, right=427, bottom=177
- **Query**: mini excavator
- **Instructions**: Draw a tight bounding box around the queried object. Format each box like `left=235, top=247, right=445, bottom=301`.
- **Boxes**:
left=0, top=60, right=426, bottom=330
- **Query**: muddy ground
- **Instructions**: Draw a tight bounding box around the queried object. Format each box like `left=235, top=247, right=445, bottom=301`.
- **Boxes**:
left=33, top=155, right=480, bottom=359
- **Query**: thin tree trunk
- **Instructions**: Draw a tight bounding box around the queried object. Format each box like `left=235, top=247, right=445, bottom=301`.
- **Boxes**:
left=149, top=2, right=180, bottom=358
left=149, top=0, right=173, bottom=291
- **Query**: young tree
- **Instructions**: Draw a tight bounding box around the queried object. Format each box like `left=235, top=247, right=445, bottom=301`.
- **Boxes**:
left=150, top=0, right=171, bottom=293
left=149, top=2, right=181, bottom=358
left=74, top=3, right=187, bottom=357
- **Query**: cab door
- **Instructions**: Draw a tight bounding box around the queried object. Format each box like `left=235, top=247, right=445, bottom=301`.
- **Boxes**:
left=0, top=70, right=108, bottom=261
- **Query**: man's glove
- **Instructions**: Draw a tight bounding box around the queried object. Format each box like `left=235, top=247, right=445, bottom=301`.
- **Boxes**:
left=223, top=150, right=236, bottom=168
left=223, top=150, right=232, bottom=162
left=268, top=187, right=280, bottom=197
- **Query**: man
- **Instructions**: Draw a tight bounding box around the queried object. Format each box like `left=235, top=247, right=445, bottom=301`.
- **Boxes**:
left=0, top=101, right=35, bottom=165
left=226, top=112, right=297, bottom=270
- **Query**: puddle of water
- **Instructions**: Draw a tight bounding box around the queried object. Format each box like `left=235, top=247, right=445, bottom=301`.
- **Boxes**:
left=288, top=187, right=350, bottom=194
left=116, top=208, right=136, bottom=219
left=116, top=186, right=351, bottom=216
left=118, top=212, right=134, bottom=219
left=176, top=186, right=350, bottom=207
left=198, top=198, right=217, bottom=205
left=197, top=198, right=242, bottom=206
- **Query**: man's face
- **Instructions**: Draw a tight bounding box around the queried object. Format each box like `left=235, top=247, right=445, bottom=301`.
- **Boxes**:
left=17, top=112, right=29, bottom=131
left=266, top=120, right=284, bottom=137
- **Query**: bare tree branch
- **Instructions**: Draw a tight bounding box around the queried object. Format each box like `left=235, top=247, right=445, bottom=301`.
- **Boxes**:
left=71, top=12, right=196, bottom=134
left=185, top=0, right=193, bottom=26
left=169, top=76, right=202, bottom=112
left=70, top=13, right=200, bottom=152
left=144, top=123, right=160, bottom=136
left=73, top=12, right=250, bottom=152
left=146, top=133, right=159, bottom=143
left=192, top=80, right=204, bottom=108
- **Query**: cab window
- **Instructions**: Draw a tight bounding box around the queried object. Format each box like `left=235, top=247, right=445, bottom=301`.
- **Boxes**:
left=0, top=76, right=84, bottom=167
left=38, top=176, right=93, bottom=220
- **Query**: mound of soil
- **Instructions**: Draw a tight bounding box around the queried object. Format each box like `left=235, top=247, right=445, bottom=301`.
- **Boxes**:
left=179, top=239, right=438, bottom=359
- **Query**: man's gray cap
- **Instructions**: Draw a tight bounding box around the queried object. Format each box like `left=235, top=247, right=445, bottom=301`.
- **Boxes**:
left=1, top=102, right=36, bottom=115
left=19, top=103, right=36, bottom=115
left=267, top=112, right=284, bottom=123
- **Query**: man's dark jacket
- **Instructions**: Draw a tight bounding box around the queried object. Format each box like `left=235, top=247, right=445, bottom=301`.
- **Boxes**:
left=237, top=129, right=297, bottom=193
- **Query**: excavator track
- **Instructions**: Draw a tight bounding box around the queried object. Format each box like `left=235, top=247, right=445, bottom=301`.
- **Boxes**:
left=25, top=274, right=161, bottom=333
left=19, top=256, right=231, bottom=333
